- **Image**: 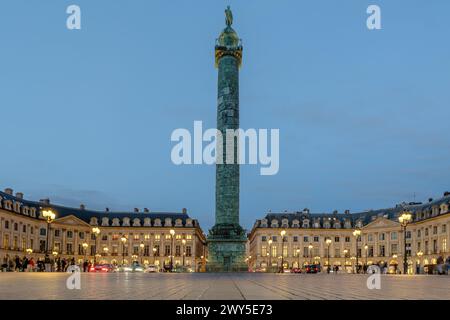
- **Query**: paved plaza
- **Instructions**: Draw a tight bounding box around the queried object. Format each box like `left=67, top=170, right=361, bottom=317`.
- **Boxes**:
left=0, top=273, right=449, bottom=300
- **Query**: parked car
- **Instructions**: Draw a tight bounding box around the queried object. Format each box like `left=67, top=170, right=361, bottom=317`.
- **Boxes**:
left=291, top=268, right=302, bottom=273
left=89, top=264, right=115, bottom=273
left=305, top=264, right=320, bottom=273
left=145, top=265, right=159, bottom=273
left=117, top=262, right=144, bottom=272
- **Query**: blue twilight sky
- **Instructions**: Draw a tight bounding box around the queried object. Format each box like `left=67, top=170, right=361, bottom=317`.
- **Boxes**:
left=1, top=0, right=450, bottom=231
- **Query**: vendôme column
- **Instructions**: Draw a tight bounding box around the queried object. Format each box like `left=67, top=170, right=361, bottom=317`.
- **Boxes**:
left=207, top=7, right=247, bottom=272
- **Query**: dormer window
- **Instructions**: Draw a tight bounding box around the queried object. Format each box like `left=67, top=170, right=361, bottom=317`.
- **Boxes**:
left=165, top=218, right=172, bottom=227
left=313, top=221, right=320, bottom=228
left=144, top=218, right=151, bottom=226
left=122, top=217, right=130, bottom=226
left=112, top=218, right=120, bottom=226
left=30, top=208, right=36, bottom=217
left=133, top=218, right=141, bottom=227
left=101, top=217, right=110, bottom=226
left=271, top=219, right=279, bottom=228
left=344, top=220, right=352, bottom=229
left=260, top=219, right=268, bottom=228
left=154, top=219, right=162, bottom=227
left=185, top=219, right=193, bottom=227
left=22, top=206, right=29, bottom=216
left=90, top=217, right=98, bottom=225
left=281, top=219, right=289, bottom=228
left=334, top=221, right=341, bottom=229
left=292, top=219, right=299, bottom=228
left=4, top=200, right=12, bottom=211
left=323, top=220, right=331, bottom=229
left=175, top=219, right=183, bottom=227
left=302, top=219, right=310, bottom=228
left=13, top=202, right=21, bottom=213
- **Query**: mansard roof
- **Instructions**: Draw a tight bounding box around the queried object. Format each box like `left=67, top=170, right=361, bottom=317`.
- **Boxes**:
left=259, top=193, right=450, bottom=228
left=0, top=190, right=197, bottom=227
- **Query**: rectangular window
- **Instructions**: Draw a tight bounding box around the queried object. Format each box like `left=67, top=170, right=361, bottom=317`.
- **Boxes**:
left=369, top=246, right=374, bottom=257
left=102, top=235, right=108, bottom=241
left=112, top=234, right=119, bottom=240
left=303, top=247, right=309, bottom=257
left=164, top=245, right=171, bottom=256
left=133, top=246, right=139, bottom=255
left=134, top=234, right=140, bottom=240
left=261, top=236, right=267, bottom=242
left=368, top=234, right=373, bottom=242
left=54, top=229, right=60, bottom=237
left=345, top=237, right=350, bottom=243
left=272, top=236, right=277, bottom=242
left=67, top=231, right=73, bottom=238
left=67, top=243, right=73, bottom=254
left=39, top=240, right=46, bottom=253
left=176, top=234, right=182, bottom=240
left=303, top=236, right=308, bottom=243
left=433, top=240, right=438, bottom=253
left=261, top=245, right=267, bottom=256
left=433, top=226, right=438, bottom=235
left=154, top=245, right=160, bottom=256
left=79, top=232, right=85, bottom=239
left=379, top=233, right=385, bottom=241
left=3, top=234, right=9, bottom=249
left=406, top=231, right=411, bottom=239
left=144, top=245, right=150, bottom=256
left=425, top=228, right=429, bottom=236
left=155, top=234, right=161, bottom=241
left=417, top=230, right=421, bottom=238
left=313, top=236, right=319, bottom=242
left=293, top=236, right=298, bottom=242
left=175, top=245, right=181, bottom=256
left=271, top=246, right=277, bottom=257
left=186, top=234, right=192, bottom=240
left=22, top=225, right=26, bottom=233
left=442, top=239, right=447, bottom=252
left=379, top=245, right=385, bottom=257
left=442, top=225, right=447, bottom=233
left=40, top=228, right=46, bottom=236
left=283, top=245, right=288, bottom=257
left=334, top=236, right=340, bottom=242
left=186, top=246, right=192, bottom=257
left=144, top=234, right=150, bottom=240
left=165, top=234, right=171, bottom=240
left=391, top=232, right=397, bottom=240
left=334, top=248, right=340, bottom=258
left=391, top=244, right=398, bottom=254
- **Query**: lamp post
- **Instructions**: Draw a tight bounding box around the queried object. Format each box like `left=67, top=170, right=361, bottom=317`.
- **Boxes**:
left=399, top=211, right=412, bottom=274
left=139, top=243, right=145, bottom=264
left=268, top=239, right=273, bottom=271
left=121, top=236, right=127, bottom=265
left=296, top=248, right=300, bottom=269
left=280, top=230, right=286, bottom=272
left=325, top=238, right=332, bottom=271
left=42, top=209, right=56, bottom=254
left=417, top=251, right=423, bottom=274
left=82, top=242, right=88, bottom=262
left=352, top=229, right=361, bottom=273
left=308, top=244, right=313, bottom=265
left=343, top=249, right=348, bottom=272
left=364, top=244, right=369, bottom=272
left=91, top=227, right=101, bottom=265
left=182, top=239, right=186, bottom=267
left=152, top=247, right=157, bottom=265
left=170, top=229, right=175, bottom=272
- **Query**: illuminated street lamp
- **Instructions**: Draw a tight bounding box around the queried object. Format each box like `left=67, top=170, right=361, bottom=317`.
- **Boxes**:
left=296, top=248, right=300, bottom=268
left=26, top=248, right=33, bottom=256
left=417, top=251, right=424, bottom=274
left=121, top=236, right=127, bottom=265
left=308, top=244, right=313, bottom=265
left=82, top=242, right=89, bottom=261
left=139, top=243, right=145, bottom=264
left=343, top=249, right=348, bottom=270
left=352, top=229, right=361, bottom=273
left=170, top=229, right=175, bottom=272
left=280, top=230, right=286, bottom=272
left=399, top=211, right=412, bottom=274
left=42, top=209, right=56, bottom=254
left=182, top=239, right=186, bottom=267
left=91, top=227, right=101, bottom=265
left=268, top=239, right=273, bottom=271
left=325, top=238, right=332, bottom=271
left=364, top=244, right=369, bottom=270
left=152, top=246, right=157, bottom=264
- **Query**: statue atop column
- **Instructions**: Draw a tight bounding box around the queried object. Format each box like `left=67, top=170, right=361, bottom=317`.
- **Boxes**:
left=225, top=6, right=233, bottom=26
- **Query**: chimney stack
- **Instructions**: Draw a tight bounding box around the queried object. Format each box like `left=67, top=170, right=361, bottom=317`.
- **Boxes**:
left=444, top=191, right=450, bottom=197
left=105, top=207, right=110, bottom=212
left=134, top=208, right=139, bottom=213
left=182, top=208, right=187, bottom=214
left=344, top=210, right=350, bottom=215
left=15, top=192, right=24, bottom=199
left=428, top=198, right=433, bottom=203
left=4, top=188, right=13, bottom=195
left=40, top=198, right=50, bottom=205
left=80, top=204, right=85, bottom=210
left=144, top=208, right=150, bottom=213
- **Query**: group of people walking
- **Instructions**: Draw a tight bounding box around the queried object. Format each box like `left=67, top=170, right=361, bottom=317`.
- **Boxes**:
left=1, top=254, right=82, bottom=272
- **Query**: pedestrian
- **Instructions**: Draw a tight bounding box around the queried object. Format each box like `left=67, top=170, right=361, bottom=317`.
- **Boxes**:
left=83, top=260, right=88, bottom=272
left=44, top=254, right=52, bottom=272
left=28, top=257, right=35, bottom=272
left=61, top=258, right=67, bottom=272
left=437, top=256, right=444, bottom=275
left=22, top=256, right=29, bottom=272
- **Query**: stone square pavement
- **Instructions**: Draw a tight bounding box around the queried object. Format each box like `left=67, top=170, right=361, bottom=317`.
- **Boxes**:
left=0, top=273, right=449, bottom=300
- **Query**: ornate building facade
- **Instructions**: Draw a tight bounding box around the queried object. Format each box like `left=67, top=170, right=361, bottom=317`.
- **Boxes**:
left=0, top=188, right=207, bottom=271
left=248, top=192, right=450, bottom=274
